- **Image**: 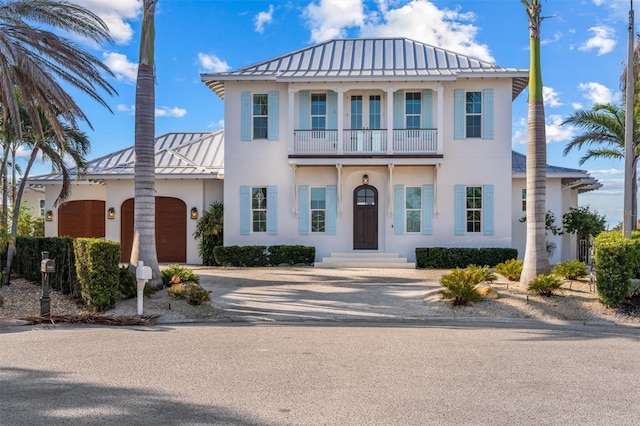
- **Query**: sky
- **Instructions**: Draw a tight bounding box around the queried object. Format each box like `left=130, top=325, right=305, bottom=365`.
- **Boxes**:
left=22, top=0, right=640, bottom=228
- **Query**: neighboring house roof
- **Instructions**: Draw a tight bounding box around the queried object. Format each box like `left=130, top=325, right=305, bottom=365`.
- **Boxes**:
left=201, top=37, right=529, bottom=100
left=511, top=151, right=602, bottom=193
left=27, top=131, right=224, bottom=183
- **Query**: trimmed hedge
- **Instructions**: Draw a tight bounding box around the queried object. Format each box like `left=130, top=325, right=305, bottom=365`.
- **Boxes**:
left=74, top=238, right=121, bottom=311
left=13, top=236, right=79, bottom=296
left=214, top=245, right=316, bottom=267
left=416, top=247, right=518, bottom=269
left=594, top=231, right=635, bottom=307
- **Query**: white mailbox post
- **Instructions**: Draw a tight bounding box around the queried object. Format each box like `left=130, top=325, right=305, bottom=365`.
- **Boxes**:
left=136, top=261, right=152, bottom=315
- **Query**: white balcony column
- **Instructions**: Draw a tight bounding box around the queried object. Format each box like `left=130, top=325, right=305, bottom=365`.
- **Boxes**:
left=436, top=86, right=444, bottom=155
left=336, top=163, right=343, bottom=217
left=386, top=88, right=394, bottom=154
left=336, top=88, right=344, bottom=155
left=288, top=88, right=295, bottom=154
left=290, top=163, right=298, bottom=217
left=387, top=164, right=394, bottom=217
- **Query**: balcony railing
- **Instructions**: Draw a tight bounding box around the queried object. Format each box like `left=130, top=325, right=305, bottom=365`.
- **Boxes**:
left=293, top=129, right=437, bottom=155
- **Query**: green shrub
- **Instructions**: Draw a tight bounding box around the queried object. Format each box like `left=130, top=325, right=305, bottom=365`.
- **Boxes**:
left=268, top=245, right=315, bottom=265
left=161, top=264, right=200, bottom=287
left=119, top=266, right=155, bottom=299
left=214, top=245, right=315, bottom=267
left=553, top=259, right=588, bottom=280
left=466, top=264, right=496, bottom=283
left=193, top=202, right=223, bottom=266
left=416, top=247, right=517, bottom=269
left=74, top=238, right=120, bottom=311
left=495, top=259, right=523, bottom=281
left=594, top=231, right=634, bottom=307
left=167, top=282, right=211, bottom=305
left=528, top=274, right=564, bottom=297
left=439, top=268, right=484, bottom=306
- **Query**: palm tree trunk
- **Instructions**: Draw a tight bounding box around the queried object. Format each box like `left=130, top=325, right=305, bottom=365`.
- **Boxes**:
left=131, top=0, right=161, bottom=288
left=520, top=0, right=551, bottom=285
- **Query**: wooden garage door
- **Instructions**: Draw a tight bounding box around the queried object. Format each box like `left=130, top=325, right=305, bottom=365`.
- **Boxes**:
left=58, top=200, right=105, bottom=238
left=120, top=197, right=187, bottom=263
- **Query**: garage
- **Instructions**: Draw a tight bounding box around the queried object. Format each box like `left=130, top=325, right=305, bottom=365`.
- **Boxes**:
left=58, top=200, right=106, bottom=238
left=120, top=197, right=187, bottom=263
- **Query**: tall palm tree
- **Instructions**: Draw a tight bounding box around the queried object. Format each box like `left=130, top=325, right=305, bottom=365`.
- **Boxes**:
left=131, top=0, right=161, bottom=288
left=520, top=0, right=551, bottom=286
left=562, top=103, right=639, bottom=228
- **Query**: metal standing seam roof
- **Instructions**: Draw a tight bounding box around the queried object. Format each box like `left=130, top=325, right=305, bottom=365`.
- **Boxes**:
left=26, top=131, right=225, bottom=183
left=201, top=38, right=529, bottom=100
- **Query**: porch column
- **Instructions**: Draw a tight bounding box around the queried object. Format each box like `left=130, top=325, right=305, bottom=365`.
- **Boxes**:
left=288, top=88, right=295, bottom=154
left=436, top=86, right=444, bottom=155
left=336, top=164, right=343, bottom=217
left=386, top=88, right=394, bottom=155
left=336, top=88, right=344, bottom=155
left=388, top=164, right=394, bottom=217
left=433, top=163, right=440, bottom=217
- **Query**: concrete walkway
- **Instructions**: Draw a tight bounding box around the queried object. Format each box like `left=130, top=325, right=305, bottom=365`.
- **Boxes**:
left=193, top=266, right=445, bottom=323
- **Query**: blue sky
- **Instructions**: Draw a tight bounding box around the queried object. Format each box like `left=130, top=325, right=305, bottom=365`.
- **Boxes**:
left=25, top=0, right=638, bottom=227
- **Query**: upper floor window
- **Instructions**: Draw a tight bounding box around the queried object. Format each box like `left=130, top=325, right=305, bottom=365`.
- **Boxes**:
left=350, top=96, right=363, bottom=129
left=466, top=186, right=482, bottom=233
left=405, top=92, right=421, bottom=129
left=405, top=187, right=421, bottom=233
left=311, top=93, right=327, bottom=130
left=466, top=91, right=482, bottom=138
left=252, top=187, right=267, bottom=232
left=369, top=95, right=381, bottom=129
left=310, top=187, right=326, bottom=233
left=253, top=94, right=268, bottom=139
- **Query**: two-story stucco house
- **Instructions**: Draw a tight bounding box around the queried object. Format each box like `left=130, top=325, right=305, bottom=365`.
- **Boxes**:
left=200, top=37, right=598, bottom=266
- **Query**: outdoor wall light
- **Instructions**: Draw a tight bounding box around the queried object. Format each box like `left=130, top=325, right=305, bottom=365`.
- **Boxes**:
left=190, top=207, right=198, bottom=220
left=45, top=210, right=53, bottom=221
left=362, top=174, right=369, bottom=185
left=107, top=207, right=116, bottom=219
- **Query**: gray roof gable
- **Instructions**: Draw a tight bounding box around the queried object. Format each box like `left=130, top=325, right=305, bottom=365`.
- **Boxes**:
left=202, top=38, right=528, bottom=100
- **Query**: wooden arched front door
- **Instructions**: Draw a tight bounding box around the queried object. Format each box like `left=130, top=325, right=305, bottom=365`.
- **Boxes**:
left=120, top=197, right=187, bottom=263
left=58, top=200, right=105, bottom=238
left=353, top=185, right=378, bottom=250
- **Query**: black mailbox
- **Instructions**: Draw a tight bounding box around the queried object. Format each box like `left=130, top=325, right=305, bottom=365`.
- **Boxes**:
left=41, top=259, right=55, bottom=274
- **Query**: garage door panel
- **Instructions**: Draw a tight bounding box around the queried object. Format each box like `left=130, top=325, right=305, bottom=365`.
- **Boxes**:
left=58, top=200, right=105, bottom=238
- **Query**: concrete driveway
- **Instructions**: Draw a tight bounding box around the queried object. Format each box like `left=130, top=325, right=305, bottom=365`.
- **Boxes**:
left=194, top=266, right=444, bottom=322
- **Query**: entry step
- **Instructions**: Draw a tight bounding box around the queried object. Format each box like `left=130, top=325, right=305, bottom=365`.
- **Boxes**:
left=315, top=252, right=415, bottom=269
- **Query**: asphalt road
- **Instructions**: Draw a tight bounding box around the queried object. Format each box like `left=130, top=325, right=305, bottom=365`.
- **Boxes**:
left=1, top=320, right=639, bottom=426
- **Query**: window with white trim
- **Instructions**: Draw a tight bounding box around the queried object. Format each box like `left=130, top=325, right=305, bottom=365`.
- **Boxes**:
left=252, top=187, right=267, bottom=232
left=466, top=186, right=482, bottom=232
left=311, top=93, right=326, bottom=130
left=521, top=188, right=526, bottom=212
left=39, top=199, right=45, bottom=217
left=405, top=187, right=421, bottom=233
left=466, top=91, right=482, bottom=138
left=405, top=92, right=421, bottom=129
left=310, top=187, right=326, bottom=233
left=253, top=94, right=268, bottom=139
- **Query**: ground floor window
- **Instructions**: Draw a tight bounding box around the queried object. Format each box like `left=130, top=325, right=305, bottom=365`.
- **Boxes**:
left=466, top=186, right=482, bottom=233
left=405, top=187, right=421, bottom=232
left=252, top=187, right=267, bottom=232
left=310, top=187, right=326, bottom=233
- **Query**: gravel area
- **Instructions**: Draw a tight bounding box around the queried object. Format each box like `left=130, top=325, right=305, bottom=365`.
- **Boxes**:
left=1, top=271, right=639, bottom=325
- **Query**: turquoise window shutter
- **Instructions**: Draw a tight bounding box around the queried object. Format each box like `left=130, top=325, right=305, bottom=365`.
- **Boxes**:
left=268, top=91, right=279, bottom=140
left=483, top=184, right=494, bottom=236
left=394, top=184, right=405, bottom=235
left=422, top=184, right=434, bottom=235
left=482, top=89, right=494, bottom=139
left=454, top=185, right=465, bottom=235
left=240, top=186, right=250, bottom=235
left=327, top=185, right=337, bottom=235
left=267, top=185, right=277, bottom=235
left=454, top=89, right=464, bottom=140
left=422, top=90, right=433, bottom=128
left=327, top=92, right=337, bottom=129
left=393, top=90, right=404, bottom=129
left=299, top=91, right=310, bottom=130
left=298, top=185, right=310, bottom=235
left=241, top=92, right=252, bottom=141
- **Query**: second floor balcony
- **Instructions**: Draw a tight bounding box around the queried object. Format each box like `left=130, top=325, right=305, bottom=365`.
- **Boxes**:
left=293, top=128, right=438, bottom=155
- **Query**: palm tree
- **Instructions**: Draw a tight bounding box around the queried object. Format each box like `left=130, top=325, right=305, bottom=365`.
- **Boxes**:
left=131, top=0, right=162, bottom=288
left=520, top=0, right=551, bottom=286
left=562, top=103, right=638, bottom=229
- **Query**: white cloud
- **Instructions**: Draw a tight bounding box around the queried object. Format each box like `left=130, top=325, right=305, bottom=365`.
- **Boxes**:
left=198, top=53, right=232, bottom=72
left=579, top=26, right=616, bottom=55
left=587, top=168, right=623, bottom=175
left=543, top=86, right=562, bottom=107
left=156, top=107, right=187, bottom=118
left=572, top=102, right=584, bottom=110
left=103, top=52, right=137, bottom=82
left=541, top=31, right=563, bottom=46
left=303, top=0, right=493, bottom=62
left=208, top=119, right=225, bottom=130
left=303, top=0, right=365, bottom=42
left=255, top=5, right=275, bottom=34
left=512, top=115, right=576, bottom=145
left=578, top=82, right=615, bottom=105
left=116, top=103, right=132, bottom=112
left=70, top=0, right=141, bottom=45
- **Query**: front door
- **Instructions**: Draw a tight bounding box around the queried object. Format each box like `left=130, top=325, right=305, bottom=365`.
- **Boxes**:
left=353, top=185, right=378, bottom=249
